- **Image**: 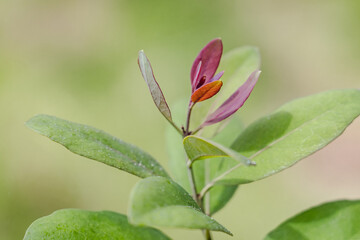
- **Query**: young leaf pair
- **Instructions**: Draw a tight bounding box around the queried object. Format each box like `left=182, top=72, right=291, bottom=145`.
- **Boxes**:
left=138, top=38, right=261, bottom=134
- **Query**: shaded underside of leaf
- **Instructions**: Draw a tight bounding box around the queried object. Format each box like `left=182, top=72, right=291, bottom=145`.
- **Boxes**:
left=213, top=89, right=360, bottom=185
left=129, top=176, right=232, bottom=235
left=208, top=184, right=238, bottom=215
left=24, top=209, right=170, bottom=240
left=264, top=200, right=360, bottom=240
left=26, top=114, right=169, bottom=178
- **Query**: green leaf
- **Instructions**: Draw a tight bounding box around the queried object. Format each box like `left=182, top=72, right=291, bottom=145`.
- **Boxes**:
left=207, top=184, right=237, bottom=215
left=183, top=135, right=254, bottom=166
left=128, top=176, right=232, bottom=235
left=264, top=200, right=360, bottom=240
left=26, top=114, right=169, bottom=178
left=212, top=89, right=360, bottom=185
left=23, top=209, right=170, bottom=240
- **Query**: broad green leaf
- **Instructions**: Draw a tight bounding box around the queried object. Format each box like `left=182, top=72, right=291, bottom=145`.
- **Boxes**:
left=26, top=114, right=169, bottom=178
left=207, top=184, right=237, bottom=215
left=138, top=50, right=172, bottom=122
left=128, top=176, right=232, bottom=235
left=183, top=135, right=254, bottom=166
left=211, top=89, right=360, bottom=185
left=264, top=200, right=360, bottom=240
left=24, top=209, right=170, bottom=240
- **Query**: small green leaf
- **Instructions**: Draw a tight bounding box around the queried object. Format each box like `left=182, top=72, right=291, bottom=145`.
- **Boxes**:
left=264, top=200, right=360, bottom=240
left=128, top=176, right=232, bottom=235
left=26, top=114, right=169, bottom=178
left=183, top=135, right=254, bottom=166
left=212, top=89, right=360, bottom=185
left=23, top=209, right=170, bottom=240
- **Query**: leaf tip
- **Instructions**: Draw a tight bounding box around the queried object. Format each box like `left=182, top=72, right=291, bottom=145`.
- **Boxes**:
left=221, top=227, right=233, bottom=236
left=25, top=114, right=45, bottom=128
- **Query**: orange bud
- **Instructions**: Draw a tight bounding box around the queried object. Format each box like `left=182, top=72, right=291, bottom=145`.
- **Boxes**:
left=191, top=80, right=223, bottom=103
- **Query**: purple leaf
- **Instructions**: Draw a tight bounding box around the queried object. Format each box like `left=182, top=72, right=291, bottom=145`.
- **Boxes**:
left=202, top=70, right=261, bottom=126
left=138, top=50, right=172, bottom=121
left=190, top=39, right=223, bottom=93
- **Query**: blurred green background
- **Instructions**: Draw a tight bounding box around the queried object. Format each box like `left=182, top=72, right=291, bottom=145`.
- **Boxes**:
left=0, top=0, right=359, bottom=239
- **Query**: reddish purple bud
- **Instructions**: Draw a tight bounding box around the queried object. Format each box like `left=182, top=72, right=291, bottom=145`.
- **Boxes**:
left=202, top=70, right=261, bottom=126
left=191, top=39, right=223, bottom=93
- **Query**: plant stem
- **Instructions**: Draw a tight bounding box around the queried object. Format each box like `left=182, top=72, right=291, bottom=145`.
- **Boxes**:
left=199, top=181, right=215, bottom=201
left=186, top=158, right=199, bottom=204
left=204, top=229, right=212, bottom=240
left=166, top=118, right=183, bottom=136
left=185, top=102, right=194, bottom=135
left=191, top=125, right=202, bottom=135
left=183, top=100, right=213, bottom=240
left=186, top=158, right=213, bottom=240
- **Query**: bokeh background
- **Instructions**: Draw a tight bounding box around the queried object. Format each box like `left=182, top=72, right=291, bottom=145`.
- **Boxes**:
left=0, top=0, right=359, bottom=239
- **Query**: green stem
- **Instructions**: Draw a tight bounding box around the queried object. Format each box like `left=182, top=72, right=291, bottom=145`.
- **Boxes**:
left=186, top=159, right=213, bottom=240
left=204, top=229, right=212, bottom=240
left=183, top=100, right=213, bottom=240
left=166, top=118, right=183, bottom=136
left=185, top=102, right=195, bottom=135
left=186, top=158, right=199, bottom=205
left=199, top=181, right=214, bottom=201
